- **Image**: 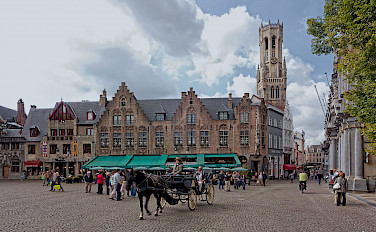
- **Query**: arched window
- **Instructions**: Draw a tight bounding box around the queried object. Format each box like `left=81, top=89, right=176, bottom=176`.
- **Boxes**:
left=270, top=86, right=274, bottom=99
left=276, top=86, right=280, bottom=98
left=121, top=98, right=126, bottom=107
left=265, top=38, right=268, bottom=50
left=272, top=37, right=276, bottom=49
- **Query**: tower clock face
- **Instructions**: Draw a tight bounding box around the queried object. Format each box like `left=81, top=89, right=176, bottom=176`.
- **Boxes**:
left=271, top=57, right=278, bottom=64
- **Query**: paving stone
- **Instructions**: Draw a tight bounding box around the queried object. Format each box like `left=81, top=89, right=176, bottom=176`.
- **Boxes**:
left=0, top=179, right=374, bottom=231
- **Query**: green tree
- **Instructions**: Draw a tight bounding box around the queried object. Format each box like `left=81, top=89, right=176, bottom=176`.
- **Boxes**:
left=307, top=0, right=376, bottom=153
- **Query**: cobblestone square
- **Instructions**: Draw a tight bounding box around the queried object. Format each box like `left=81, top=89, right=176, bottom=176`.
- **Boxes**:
left=1, top=179, right=374, bottom=232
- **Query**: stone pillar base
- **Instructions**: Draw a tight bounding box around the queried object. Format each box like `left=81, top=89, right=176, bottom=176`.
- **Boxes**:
left=348, top=178, right=368, bottom=192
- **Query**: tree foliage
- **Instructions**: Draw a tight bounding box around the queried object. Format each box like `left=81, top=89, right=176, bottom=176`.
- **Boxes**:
left=307, top=0, right=376, bottom=153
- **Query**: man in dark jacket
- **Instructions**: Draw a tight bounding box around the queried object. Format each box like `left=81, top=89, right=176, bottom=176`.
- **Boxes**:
left=105, top=172, right=111, bottom=195
left=217, top=171, right=225, bottom=191
left=84, top=171, right=93, bottom=193
left=262, top=171, right=267, bottom=187
left=125, top=170, right=134, bottom=197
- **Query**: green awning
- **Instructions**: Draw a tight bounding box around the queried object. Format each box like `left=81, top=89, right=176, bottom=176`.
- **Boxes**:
left=82, top=155, right=132, bottom=169
left=126, top=155, right=168, bottom=168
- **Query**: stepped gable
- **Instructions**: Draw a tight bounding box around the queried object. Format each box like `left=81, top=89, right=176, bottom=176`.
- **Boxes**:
left=0, top=105, right=17, bottom=122
left=22, top=108, right=52, bottom=142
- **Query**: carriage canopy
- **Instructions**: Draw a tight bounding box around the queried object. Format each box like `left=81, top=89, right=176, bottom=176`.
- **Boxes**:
left=81, top=153, right=241, bottom=169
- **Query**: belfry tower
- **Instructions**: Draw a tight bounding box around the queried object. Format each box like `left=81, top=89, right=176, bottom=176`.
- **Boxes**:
left=257, top=20, right=287, bottom=108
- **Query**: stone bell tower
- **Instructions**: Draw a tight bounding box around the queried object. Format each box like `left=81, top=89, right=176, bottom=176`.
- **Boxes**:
left=257, top=20, right=287, bottom=108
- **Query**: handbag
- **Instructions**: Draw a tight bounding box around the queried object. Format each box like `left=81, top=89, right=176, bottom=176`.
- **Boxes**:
left=333, top=183, right=341, bottom=190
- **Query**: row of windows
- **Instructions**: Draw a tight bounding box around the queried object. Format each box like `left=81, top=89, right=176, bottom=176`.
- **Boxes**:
left=113, top=115, right=135, bottom=126
left=268, top=116, right=282, bottom=129
left=50, top=129, right=74, bottom=136
left=308, top=158, right=323, bottom=163
left=28, top=144, right=92, bottom=155
left=1, top=143, right=21, bottom=151
left=99, top=130, right=250, bottom=148
left=268, top=134, right=283, bottom=149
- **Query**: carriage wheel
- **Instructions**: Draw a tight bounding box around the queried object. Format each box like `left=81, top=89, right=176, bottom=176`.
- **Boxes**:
left=160, top=197, right=166, bottom=209
left=206, top=184, right=215, bottom=205
left=188, top=190, right=197, bottom=211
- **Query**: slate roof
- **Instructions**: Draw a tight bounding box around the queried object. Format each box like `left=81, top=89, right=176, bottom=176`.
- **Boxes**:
left=54, top=101, right=105, bottom=125
left=0, top=105, right=17, bottom=122
left=22, top=108, right=52, bottom=142
left=137, top=97, right=243, bottom=121
left=1, top=129, right=23, bottom=138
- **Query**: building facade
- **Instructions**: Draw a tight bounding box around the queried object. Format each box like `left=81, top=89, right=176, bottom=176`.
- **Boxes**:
left=0, top=100, right=26, bottom=179
left=267, top=105, right=284, bottom=178
left=282, top=102, right=294, bottom=165
left=257, top=20, right=287, bottom=109
left=305, top=144, right=325, bottom=168
left=293, top=131, right=305, bottom=169
left=23, top=101, right=104, bottom=177
left=96, top=83, right=269, bottom=173
left=324, top=52, right=374, bottom=191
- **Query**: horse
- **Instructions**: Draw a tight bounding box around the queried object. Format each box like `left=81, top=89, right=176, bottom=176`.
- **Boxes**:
left=133, top=171, right=165, bottom=220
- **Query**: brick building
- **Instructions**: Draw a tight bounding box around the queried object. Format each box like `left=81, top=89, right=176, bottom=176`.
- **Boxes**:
left=305, top=144, right=325, bottom=168
left=96, top=83, right=268, bottom=173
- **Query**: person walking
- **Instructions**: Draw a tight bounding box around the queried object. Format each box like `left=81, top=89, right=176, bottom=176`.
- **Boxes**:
left=105, top=172, right=111, bottom=195
left=224, top=171, right=231, bottom=192
left=334, top=172, right=348, bottom=206
left=46, top=171, right=51, bottom=186
left=233, top=172, right=238, bottom=190
left=258, top=173, right=263, bottom=186
left=240, top=174, right=246, bottom=190
left=217, top=171, right=224, bottom=191
left=113, top=169, right=122, bottom=201
left=289, top=172, right=294, bottom=183
left=318, top=172, right=323, bottom=185
left=50, top=170, right=57, bottom=191
left=96, top=172, right=104, bottom=194
left=54, top=172, right=64, bottom=192
left=41, top=172, right=46, bottom=186
left=262, top=172, right=267, bottom=187
left=125, top=170, right=134, bottom=197
left=84, top=171, right=93, bottom=193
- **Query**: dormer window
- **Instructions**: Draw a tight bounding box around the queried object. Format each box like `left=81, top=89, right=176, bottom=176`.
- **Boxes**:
left=219, top=112, right=228, bottom=120
left=87, top=110, right=95, bottom=121
left=155, top=113, right=165, bottom=121
left=30, top=126, right=39, bottom=137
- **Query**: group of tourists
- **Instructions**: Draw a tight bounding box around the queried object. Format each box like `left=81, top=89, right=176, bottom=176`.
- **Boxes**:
left=216, top=171, right=247, bottom=192
left=254, top=172, right=267, bottom=187
left=84, top=169, right=136, bottom=201
left=332, top=169, right=348, bottom=206
left=41, top=170, right=64, bottom=192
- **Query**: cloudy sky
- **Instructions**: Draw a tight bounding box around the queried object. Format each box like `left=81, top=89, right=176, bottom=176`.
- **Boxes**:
left=0, top=0, right=332, bottom=145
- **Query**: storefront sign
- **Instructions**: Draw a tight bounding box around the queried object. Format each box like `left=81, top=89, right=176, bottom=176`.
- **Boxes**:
left=73, top=141, right=77, bottom=156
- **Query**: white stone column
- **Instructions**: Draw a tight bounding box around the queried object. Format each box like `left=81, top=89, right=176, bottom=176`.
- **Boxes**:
left=344, top=129, right=351, bottom=175
left=329, top=139, right=337, bottom=170
left=341, top=133, right=346, bottom=172
left=354, top=129, right=363, bottom=179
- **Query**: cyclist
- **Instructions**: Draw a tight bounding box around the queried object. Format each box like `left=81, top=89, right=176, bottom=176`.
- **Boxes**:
left=299, top=171, right=308, bottom=191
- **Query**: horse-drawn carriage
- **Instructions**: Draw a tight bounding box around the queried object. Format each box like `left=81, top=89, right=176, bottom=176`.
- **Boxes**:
left=160, top=173, right=215, bottom=210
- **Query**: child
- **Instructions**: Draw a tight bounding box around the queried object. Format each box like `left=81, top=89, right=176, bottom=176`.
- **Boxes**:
left=131, top=182, right=137, bottom=197
left=120, top=181, right=126, bottom=198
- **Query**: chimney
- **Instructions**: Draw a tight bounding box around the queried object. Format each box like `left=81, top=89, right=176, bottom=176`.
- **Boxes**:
left=100, top=89, right=107, bottom=107
left=17, top=99, right=26, bottom=126
left=30, top=105, right=37, bottom=109
left=228, top=93, right=232, bottom=109
left=244, top=93, right=250, bottom=98
left=181, top=92, right=186, bottom=98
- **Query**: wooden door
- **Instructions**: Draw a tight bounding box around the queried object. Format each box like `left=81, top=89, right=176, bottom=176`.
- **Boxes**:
left=3, top=166, right=9, bottom=179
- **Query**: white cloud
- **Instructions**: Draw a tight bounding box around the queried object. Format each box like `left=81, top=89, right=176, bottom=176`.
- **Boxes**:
left=188, top=6, right=261, bottom=86
left=226, top=74, right=257, bottom=97
left=284, top=48, right=314, bottom=84
left=287, top=81, right=329, bottom=146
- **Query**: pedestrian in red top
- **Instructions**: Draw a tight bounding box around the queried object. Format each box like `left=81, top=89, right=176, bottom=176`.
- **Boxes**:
left=96, top=172, right=105, bottom=194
